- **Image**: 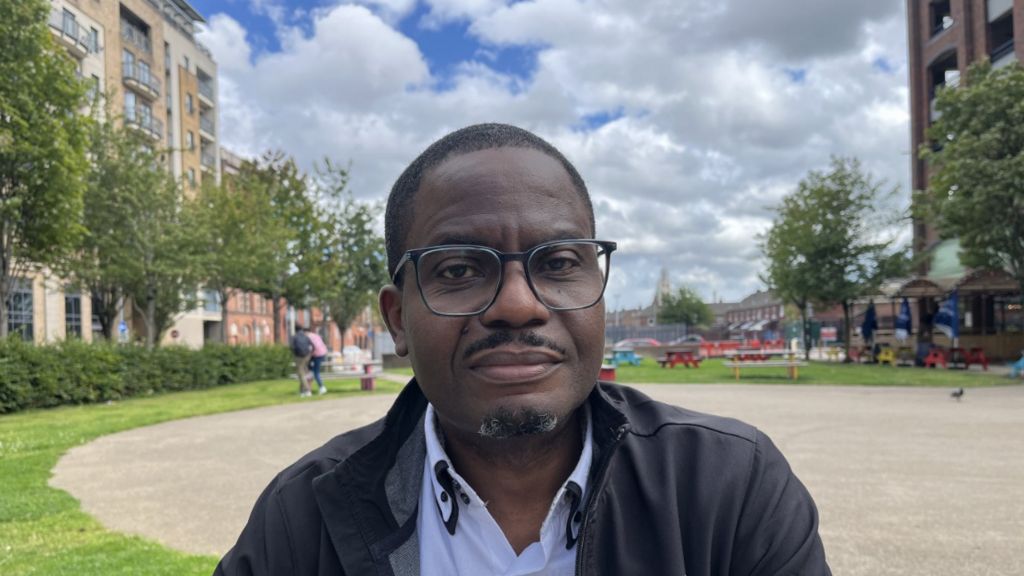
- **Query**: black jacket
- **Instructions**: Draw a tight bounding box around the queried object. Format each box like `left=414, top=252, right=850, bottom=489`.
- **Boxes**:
left=216, top=382, right=830, bottom=575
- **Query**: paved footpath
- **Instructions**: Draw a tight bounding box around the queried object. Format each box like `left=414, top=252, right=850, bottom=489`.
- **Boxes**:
left=51, top=382, right=1024, bottom=575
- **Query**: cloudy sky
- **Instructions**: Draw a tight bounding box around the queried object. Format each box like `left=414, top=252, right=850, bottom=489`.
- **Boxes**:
left=191, top=0, right=912, bottom=310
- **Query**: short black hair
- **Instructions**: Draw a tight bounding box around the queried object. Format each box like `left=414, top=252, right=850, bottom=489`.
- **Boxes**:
left=385, top=123, right=594, bottom=279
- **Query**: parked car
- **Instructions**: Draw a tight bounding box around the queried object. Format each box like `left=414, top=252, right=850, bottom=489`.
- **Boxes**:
left=668, top=335, right=705, bottom=345
left=613, top=337, right=663, bottom=349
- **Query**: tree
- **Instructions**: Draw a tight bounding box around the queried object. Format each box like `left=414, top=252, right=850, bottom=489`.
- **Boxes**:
left=68, top=99, right=155, bottom=340
left=306, top=160, right=388, bottom=341
left=656, top=286, right=714, bottom=328
left=0, top=0, right=90, bottom=337
left=920, top=61, right=1024, bottom=305
left=237, top=152, right=318, bottom=343
left=761, top=157, right=908, bottom=359
left=190, top=177, right=282, bottom=343
left=125, top=173, right=200, bottom=348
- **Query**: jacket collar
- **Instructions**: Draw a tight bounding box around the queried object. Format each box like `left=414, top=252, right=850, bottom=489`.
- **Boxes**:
left=312, top=379, right=629, bottom=576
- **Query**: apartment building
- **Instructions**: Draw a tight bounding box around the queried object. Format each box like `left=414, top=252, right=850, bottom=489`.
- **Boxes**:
left=907, top=0, right=1021, bottom=254
left=9, top=0, right=219, bottom=346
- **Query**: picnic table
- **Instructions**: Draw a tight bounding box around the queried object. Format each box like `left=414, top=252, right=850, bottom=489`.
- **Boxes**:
left=923, top=347, right=948, bottom=369
left=948, top=347, right=989, bottom=371
left=725, top=348, right=797, bottom=362
left=657, top=349, right=702, bottom=368
left=722, top=359, right=808, bottom=380
left=605, top=348, right=643, bottom=367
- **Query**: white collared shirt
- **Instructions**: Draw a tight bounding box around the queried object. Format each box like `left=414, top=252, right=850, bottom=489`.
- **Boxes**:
left=418, top=404, right=594, bottom=576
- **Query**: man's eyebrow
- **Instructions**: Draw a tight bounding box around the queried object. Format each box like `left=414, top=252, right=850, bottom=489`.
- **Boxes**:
left=424, top=231, right=590, bottom=249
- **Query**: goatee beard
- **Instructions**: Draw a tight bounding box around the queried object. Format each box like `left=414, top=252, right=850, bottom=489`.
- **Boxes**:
left=478, top=407, right=558, bottom=439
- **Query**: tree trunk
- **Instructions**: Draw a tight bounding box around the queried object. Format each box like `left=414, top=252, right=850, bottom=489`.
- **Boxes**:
left=841, top=300, right=853, bottom=363
left=145, top=288, right=157, bottom=349
left=801, top=303, right=811, bottom=361
left=272, top=293, right=283, bottom=344
left=219, top=287, right=232, bottom=344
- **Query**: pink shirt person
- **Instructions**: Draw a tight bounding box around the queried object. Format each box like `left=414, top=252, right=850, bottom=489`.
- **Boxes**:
left=307, top=331, right=328, bottom=358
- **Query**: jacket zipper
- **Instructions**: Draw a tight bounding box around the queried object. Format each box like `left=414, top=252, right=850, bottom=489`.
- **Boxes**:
left=574, top=423, right=630, bottom=576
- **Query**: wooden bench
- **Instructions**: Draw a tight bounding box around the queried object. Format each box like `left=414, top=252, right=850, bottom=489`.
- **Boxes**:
left=722, top=360, right=808, bottom=380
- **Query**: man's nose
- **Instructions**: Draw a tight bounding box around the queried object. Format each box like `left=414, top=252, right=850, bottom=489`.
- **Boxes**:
left=478, top=263, right=551, bottom=328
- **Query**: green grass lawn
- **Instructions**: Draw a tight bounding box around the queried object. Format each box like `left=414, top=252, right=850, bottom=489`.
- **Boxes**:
left=613, top=357, right=1013, bottom=387
left=0, top=377, right=403, bottom=576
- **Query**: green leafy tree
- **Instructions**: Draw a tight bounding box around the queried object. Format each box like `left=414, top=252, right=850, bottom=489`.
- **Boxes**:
left=68, top=99, right=157, bottom=340
left=306, top=160, right=388, bottom=341
left=190, top=177, right=282, bottom=343
left=920, top=61, right=1024, bottom=305
left=237, top=152, right=317, bottom=343
left=761, top=157, right=908, bottom=359
left=123, top=170, right=200, bottom=348
left=656, top=286, right=714, bottom=328
left=0, top=0, right=90, bottom=337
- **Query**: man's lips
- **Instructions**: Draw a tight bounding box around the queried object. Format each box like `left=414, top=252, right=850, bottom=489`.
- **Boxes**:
left=467, top=349, right=564, bottom=382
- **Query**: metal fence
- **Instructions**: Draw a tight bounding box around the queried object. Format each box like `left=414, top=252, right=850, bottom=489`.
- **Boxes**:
left=604, top=323, right=692, bottom=345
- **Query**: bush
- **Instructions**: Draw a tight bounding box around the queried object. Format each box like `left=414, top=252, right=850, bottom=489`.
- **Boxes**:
left=0, top=339, right=293, bottom=414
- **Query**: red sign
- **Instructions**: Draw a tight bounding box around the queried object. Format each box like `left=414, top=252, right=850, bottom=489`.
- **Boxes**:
left=820, top=327, right=837, bottom=342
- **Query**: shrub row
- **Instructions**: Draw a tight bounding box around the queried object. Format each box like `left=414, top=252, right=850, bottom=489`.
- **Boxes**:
left=0, top=339, right=292, bottom=414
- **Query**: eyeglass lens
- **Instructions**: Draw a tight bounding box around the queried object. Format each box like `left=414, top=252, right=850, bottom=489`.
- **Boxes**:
left=416, top=242, right=609, bottom=315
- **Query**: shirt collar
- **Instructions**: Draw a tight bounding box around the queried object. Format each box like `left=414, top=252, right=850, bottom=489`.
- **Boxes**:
left=424, top=402, right=594, bottom=542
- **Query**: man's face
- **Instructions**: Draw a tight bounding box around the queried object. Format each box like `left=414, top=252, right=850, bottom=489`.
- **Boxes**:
left=380, top=147, right=605, bottom=439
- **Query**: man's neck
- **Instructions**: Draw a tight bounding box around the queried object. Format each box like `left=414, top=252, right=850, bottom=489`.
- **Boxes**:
left=438, top=409, right=584, bottom=552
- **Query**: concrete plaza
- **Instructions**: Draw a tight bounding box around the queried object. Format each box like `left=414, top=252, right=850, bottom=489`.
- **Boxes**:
left=51, top=382, right=1024, bottom=575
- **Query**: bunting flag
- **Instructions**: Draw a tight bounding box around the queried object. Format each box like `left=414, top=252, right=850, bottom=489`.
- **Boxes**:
left=934, top=290, right=959, bottom=340
left=861, top=301, right=878, bottom=342
left=895, top=297, right=912, bottom=342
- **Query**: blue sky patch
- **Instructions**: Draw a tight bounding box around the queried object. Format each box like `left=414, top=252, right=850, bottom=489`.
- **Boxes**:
left=783, top=67, right=807, bottom=84
left=576, top=108, right=626, bottom=132
left=872, top=56, right=895, bottom=74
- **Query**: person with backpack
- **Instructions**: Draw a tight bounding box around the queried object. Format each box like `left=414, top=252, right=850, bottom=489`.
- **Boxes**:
left=289, top=325, right=315, bottom=397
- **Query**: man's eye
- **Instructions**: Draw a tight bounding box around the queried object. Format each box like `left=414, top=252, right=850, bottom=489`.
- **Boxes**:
left=438, top=264, right=482, bottom=280
left=539, top=252, right=582, bottom=273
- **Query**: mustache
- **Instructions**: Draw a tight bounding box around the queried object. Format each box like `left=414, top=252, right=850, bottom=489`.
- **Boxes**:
left=462, top=331, right=568, bottom=360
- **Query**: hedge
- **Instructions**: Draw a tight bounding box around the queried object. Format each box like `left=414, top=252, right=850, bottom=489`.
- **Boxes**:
left=0, top=339, right=293, bottom=414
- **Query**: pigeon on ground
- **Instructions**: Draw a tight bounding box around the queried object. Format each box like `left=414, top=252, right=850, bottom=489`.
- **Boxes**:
left=950, top=387, right=964, bottom=401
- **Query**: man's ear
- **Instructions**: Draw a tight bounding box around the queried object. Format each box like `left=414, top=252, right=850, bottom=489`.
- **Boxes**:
left=379, top=284, right=408, bottom=357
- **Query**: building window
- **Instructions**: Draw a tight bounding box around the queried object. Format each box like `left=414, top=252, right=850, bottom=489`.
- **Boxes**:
left=87, top=74, right=100, bottom=101
left=203, top=289, right=221, bottom=312
left=89, top=27, right=99, bottom=53
left=931, top=1, right=953, bottom=36
left=186, top=130, right=194, bottom=150
left=188, top=168, right=196, bottom=188
left=65, top=293, right=83, bottom=338
left=183, top=55, right=190, bottom=71
left=989, top=11, right=1015, bottom=62
left=62, top=9, right=77, bottom=37
left=185, top=93, right=194, bottom=114
left=7, top=278, right=33, bottom=342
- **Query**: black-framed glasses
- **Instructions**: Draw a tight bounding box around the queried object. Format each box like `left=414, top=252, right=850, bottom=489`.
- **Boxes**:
left=393, top=239, right=617, bottom=316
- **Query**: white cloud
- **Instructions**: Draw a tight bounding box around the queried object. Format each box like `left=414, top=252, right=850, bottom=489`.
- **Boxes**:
left=198, top=0, right=911, bottom=307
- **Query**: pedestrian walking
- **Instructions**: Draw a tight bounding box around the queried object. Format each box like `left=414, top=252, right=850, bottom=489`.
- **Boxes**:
left=289, top=325, right=314, bottom=397
left=307, top=327, right=328, bottom=395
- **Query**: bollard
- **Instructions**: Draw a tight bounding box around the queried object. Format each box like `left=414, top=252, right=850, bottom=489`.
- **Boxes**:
left=360, top=362, right=375, bottom=391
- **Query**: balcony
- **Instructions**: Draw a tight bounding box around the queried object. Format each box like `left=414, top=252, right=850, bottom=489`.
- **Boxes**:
left=198, top=78, right=214, bottom=104
left=200, top=149, right=216, bottom=170
left=991, top=39, right=1016, bottom=68
left=124, top=106, right=163, bottom=141
left=48, top=9, right=91, bottom=59
left=122, top=61, right=161, bottom=100
left=199, top=114, right=215, bottom=138
left=121, top=19, right=152, bottom=54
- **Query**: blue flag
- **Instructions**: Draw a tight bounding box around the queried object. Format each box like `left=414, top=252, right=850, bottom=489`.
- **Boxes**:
left=861, top=301, right=878, bottom=342
left=895, top=297, right=912, bottom=342
left=934, top=290, right=959, bottom=340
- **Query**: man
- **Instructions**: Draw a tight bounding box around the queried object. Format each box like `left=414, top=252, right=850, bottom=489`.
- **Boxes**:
left=289, top=325, right=314, bottom=397
left=216, top=124, right=830, bottom=575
